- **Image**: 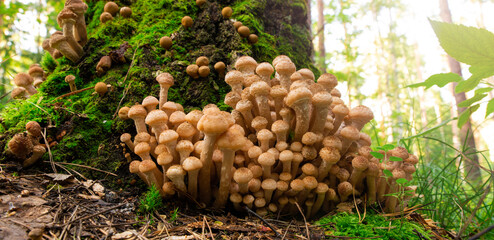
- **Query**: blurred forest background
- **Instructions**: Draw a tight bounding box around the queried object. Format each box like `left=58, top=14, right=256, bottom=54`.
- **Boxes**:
left=0, top=0, right=492, bottom=238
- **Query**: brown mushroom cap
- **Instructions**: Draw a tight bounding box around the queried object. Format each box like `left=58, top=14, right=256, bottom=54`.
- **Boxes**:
left=104, top=2, right=119, bottom=16
left=25, top=121, right=42, bottom=138
left=237, top=26, right=250, bottom=38
left=186, top=64, right=199, bottom=78
left=145, top=109, right=168, bottom=127
left=100, top=12, right=113, bottom=23
left=196, top=56, right=209, bottom=66
left=235, top=56, right=257, bottom=74
left=8, top=134, right=34, bottom=159
left=159, top=36, right=173, bottom=50
left=65, top=75, right=75, bottom=84
left=120, top=7, right=132, bottom=18
left=181, top=16, right=193, bottom=28
left=118, top=106, right=130, bottom=120
left=28, top=66, right=44, bottom=78
left=222, top=6, right=233, bottom=19
left=14, top=73, right=34, bottom=88
left=11, top=87, right=27, bottom=99
left=317, top=73, right=338, bottom=91
left=96, top=56, right=112, bottom=75
left=94, top=82, right=108, bottom=96
left=248, top=34, right=258, bottom=44
left=198, top=66, right=210, bottom=77
left=214, top=62, right=226, bottom=73
left=196, top=0, right=207, bottom=6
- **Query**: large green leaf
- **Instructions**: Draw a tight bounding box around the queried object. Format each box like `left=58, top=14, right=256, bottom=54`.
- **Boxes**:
left=458, top=104, right=480, bottom=128
left=457, top=87, right=492, bottom=107
left=408, top=73, right=462, bottom=89
left=430, top=20, right=494, bottom=67
left=486, top=98, right=494, bottom=118
left=455, top=65, right=494, bottom=93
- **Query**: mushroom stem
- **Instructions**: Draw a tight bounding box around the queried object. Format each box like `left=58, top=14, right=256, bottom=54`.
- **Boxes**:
left=213, top=148, right=235, bottom=208
left=285, top=87, right=312, bottom=141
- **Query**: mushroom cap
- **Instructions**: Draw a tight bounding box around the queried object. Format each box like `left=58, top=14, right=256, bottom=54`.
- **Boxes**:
left=134, top=142, right=151, bottom=156
left=182, top=156, right=203, bottom=171
left=14, top=73, right=34, bottom=88
left=196, top=56, right=209, bottom=66
left=290, top=142, right=303, bottom=152
left=323, top=136, right=342, bottom=150
left=156, top=72, right=174, bottom=87
left=225, top=70, right=244, bottom=86
left=176, top=139, right=194, bottom=152
left=247, top=146, right=262, bottom=159
left=157, top=151, right=174, bottom=166
left=348, top=105, right=374, bottom=124
left=316, top=182, right=329, bottom=194
left=317, top=73, right=338, bottom=90
left=255, top=63, right=274, bottom=77
left=159, top=36, right=173, bottom=50
left=285, top=87, right=312, bottom=107
left=118, top=106, right=130, bottom=120
left=28, top=66, right=44, bottom=78
left=339, top=126, right=360, bottom=141
left=336, top=168, right=350, bottom=181
left=389, top=146, right=409, bottom=160
left=162, top=101, right=178, bottom=113
left=262, top=178, right=277, bottom=190
left=138, top=160, right=157, bottom=174
left=251, top=116, right=267, bottom=130
left=230, top=192, right=243, bottom=203
left=224, top=92, right=241, bottom=108
left=221, top=6, right=233, bottom=18
left=142, top=96, right=159, bottom=109
left=64, top=75, right=75, bottom=83
left=331, top=88, right=341, bottom=98
left=233, top=167, right=253, bottom=184
left=65, top=0, right=88, bottom=14
left=312, top=91, right=332, bottom=106
left=159, top=130, right=179, bottom=144
left=100, top=12, right=113, bottom=23
left=185, top=110, right=203, bottom=126
left=392, top=168, right=406, bottom=179
left=8, top=134, right=34, bottom=158
left=104, top=2, right=119, bottom=16
left=169, top=111, right=186, bottom=126
left=197, top=111, right=231, bottom=134
left=243, top=194, right=255, bottom=205
left=134, top=132, right=151, bottom=143
left=352, top=156, right=369, bottom=171
left=94, top=82, right=108, bottom=95
left=275, top=60, right=296, bottom=75
left=128, top=105, right=147, bottom=120
left=26, top=121, right=42, bottom=137
left=271, top=120, right=289, bottom=134
left=301, top=163, right=318, bottom=176
left=233, top=21, right=243, bottom=30
left=338, top=181, right=353, bottom=197
left=216, top=124, right=246, bottom=150
left=145, top=110, right=168, bottom=126
left=186, top=64, right=199, bottom=78
left=120, top=7, right=132, bottom=18
left=57, top=8, right=77, bottom=27
left=237, top=26, right=250, bottom=38
left=235, top=99, right=253, bottom=113
left=270, top=85, right=287, bottom=99
left=176, top=122, right=196, bottom=138
left=120, top=133, right=132, bottom=143
left=290, top=179, right=305, bottom=191
left=181, top=16, right=193, bottom=28
left=272, top=55, right=291, bottom=67
left=243, top=74, right=260, bottom=87
left=257, top=129, right=273, bottom=141
left=248, top=34, right=258, bottom=44
left=279, top=150, right=294, bottom=162
left=198, top=66, right=210, bottom=77
left=297, top=68, right=315, bottom=81
left=301, top=132, right=320, bottom=145
left=257, top=152, right=275, bottom=166
left=291, top=72, right=303, bottom=82
left=214, top=62, right=226, bottom=72
left=235, top=56, right=257, bottom=73
left=303, top=176, right=318, bottom=190
left=196, top=0, right=207, bottom=6
left=320, top=147, right=340, bottom=164
left=166, top=164, right=186, bottom=179
left=366, top=161, right=380, bottom=177
left=250, top=81, right=270, bottom=96
left=405, top=155, right=419, bottom=165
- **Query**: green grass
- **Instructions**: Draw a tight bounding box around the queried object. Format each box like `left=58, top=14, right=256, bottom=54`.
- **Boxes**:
left=316, top=211, right=433, bottom=239
left=138, top=184, right=164, bottom=214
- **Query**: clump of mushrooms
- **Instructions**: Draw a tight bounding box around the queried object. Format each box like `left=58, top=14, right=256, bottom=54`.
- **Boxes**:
left=7, top=121, right=46, bottom=167
left=120, top=55, right=418, bottom=217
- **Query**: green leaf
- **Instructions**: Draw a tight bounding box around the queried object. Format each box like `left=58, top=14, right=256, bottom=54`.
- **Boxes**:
left=382, top=144, right=395, bottom=151
left=457, top=88, right=491, bottom=107
left=375, top=146, right=385, bottom=151
left=390, top=156, right=403, bottom=162
left=456, top=66, right=494, bottom=93
left=486, top=98, right=494, bottom=118
left=370, top=151, right=384, bottom=159
left=458, top=104, right=480, bottom=128
left=383, top=169, right=393, bottom=177
left=396, top=178, right=408, bottom=184
left=408, top=73, right=462, bottom=89
left=429, top=20, right=494, bottom=66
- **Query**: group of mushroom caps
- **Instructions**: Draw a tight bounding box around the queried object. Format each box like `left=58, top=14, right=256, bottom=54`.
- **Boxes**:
left=119, top=54, right=419, bottom=218
left=7, top=121, right=46, bottom=168
left=42, top=0, right=88, bottom=63
left=11, top=64, right=45, bottom=99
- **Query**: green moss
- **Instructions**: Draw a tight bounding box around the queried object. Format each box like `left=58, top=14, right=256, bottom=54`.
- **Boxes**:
left=316, top=212, right=435, bottom=240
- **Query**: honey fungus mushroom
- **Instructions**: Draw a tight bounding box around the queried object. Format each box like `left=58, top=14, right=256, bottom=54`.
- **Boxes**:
left=160, top=36, right=173, bottom=50
left=120, top=7, right=132, bottom=18
left=181, top=16, right=193, bottom=28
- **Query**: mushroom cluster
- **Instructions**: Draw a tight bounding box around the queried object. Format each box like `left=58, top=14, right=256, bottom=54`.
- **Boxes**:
left=7, top=121, right=46, bottom=167
left=186, top=56, right=211, bottom=79
left=120, top=55, right=418, bottom=217
left=233, top=21, right=258, bottom=44
left=11, top=64, right=45, bottom=99
left=42, top=0, right=88, bottom=62
left=101, top=2, right=132, bottom=23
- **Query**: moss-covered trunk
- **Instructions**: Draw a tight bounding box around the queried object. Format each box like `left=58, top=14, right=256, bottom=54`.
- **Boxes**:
left=0, top=0, right=317, bottom=185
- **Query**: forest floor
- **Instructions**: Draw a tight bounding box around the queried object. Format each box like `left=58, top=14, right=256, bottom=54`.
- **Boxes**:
left=0, top=166, right=456, bottom=240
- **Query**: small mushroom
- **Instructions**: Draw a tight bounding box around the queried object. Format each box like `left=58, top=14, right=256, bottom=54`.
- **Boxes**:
left=237, top=26, right=250, bottom=38
left=160, top=36, right=173, bottom=50
left=214, top=62, right=226, bottom=77
left=248, top=34, right=258, bottom=44
left=104, top=2, right=119, bottom=16
left=198, top=66, right=210, bottom=77
left=186, top=64, right=199, bottom=79
left=96, top=56, right=112, bottom=76
left=14, top=73, right=37, bottom=95
left=182, top=156, right=203, bottom=199
left=120, top=7, right=132, bottom=18
left=196, top=0, right=207, bottom=7
left=65, top=75, right=77, bottom=92
left=100, top=12, right=113, bottom=23
left=181, top=16, right=193, bottom=28
left=155, top=73, right=174, bottom=109
left=221, top=7, right=233, bottom=19
left=94, top=82, right=108, bottom=96
left=233, top=21, right=243, bottom=30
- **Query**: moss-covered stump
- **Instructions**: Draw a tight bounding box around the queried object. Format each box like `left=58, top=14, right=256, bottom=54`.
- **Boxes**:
left=0, top=0, right=317, bottom=187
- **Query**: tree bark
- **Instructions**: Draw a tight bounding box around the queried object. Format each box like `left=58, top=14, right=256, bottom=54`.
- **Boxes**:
left=317, top=0, right=326, bottom=73
left=438, top=0, right=482, bottom=182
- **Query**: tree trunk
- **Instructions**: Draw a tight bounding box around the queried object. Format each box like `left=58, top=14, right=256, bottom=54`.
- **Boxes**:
left=438, top=0, right=482, bottom=182
left=317, top=0, right=326, bottom=73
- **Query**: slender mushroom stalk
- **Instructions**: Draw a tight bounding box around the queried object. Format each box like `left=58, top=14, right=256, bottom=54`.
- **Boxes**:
left=230, top=193, right=243, bottom=211
left=366, top=161, right=380, bottom=205
left=14, top=73, right=37, bottom=96
left=166, top=165, right=187, bottom=194
left=182, top=156, right=203, bottom=199
left=156, top=73, right=174, bottom=110
left=311, top=183, right=329, bottom=218
left=50, top=31, right=79, bottom=62
left=225, top=70, right=244, bottom=94
left=285, top=87, right=312, bottom=141
left=157, top=151, right=174, bottom=183
left=290, top=152, right=304, bottom=178
left=318, top=147, right=340, bottom=181
left=159, top=130, right=180, bottom=164
left=176, top=140, right=194, bottom=164
left=213, top=124, right=247, bottom=208
left=329, top=104, right=349, bottom=135
left=197, top=111, right=232, bottom=205
left=139, top=160, right=165, bottom=196
left=261, top=179, right=277, bottom=204
left=385, top=168, right=406, bottom=213
left=243, top=195, right=255, bottom=209
left=65, top=0, right=88, bottom=46
left=120, top=133, right=135, bottom=152
left=258, top=152, right=276, bottom=179
left=23, top=145, right=46, bottom=167
left=57, top=8, right=83, bottom=56
left=128, top=104, right=148, bottom=134
left=64, top=75, right=77, bottom=92
left=236, top=99, right=255, bottom=132
left=338, top=181, right=353, bottom=202
left=145, top=110, right=168, bottom=140
left=257, top=129, right=273, bottom=152
left=348, top=156, right=369, bottom=189
left=270, top=85, right=288, bottom=120
left=42, top=39, right=56, bottom=57
left=309, top=91, right=332, bottom=134
left=250, top=81, right=272, bottom=126
left=233, top=167, right=253, bottom=194
left=275, top=60, right=296, bottom=91
left=129, top=160, right=149, bottom=185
